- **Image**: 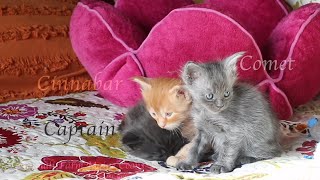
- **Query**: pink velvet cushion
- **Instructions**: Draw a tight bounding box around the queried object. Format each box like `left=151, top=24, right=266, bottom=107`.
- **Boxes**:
left=136, top=4, right=265, bottom=84
left=205, top=0, right=290, bottom=49
left=70, top=0, right=291, bottom=119
left=115, top=0, right=194, bottom=31
left=263, top=3, right=320, bottom=118
left=70, top=0, right=192, bottom=106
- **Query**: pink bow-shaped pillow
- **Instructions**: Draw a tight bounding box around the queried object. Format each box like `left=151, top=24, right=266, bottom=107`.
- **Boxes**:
left=70, top=0, right=293, bottom=119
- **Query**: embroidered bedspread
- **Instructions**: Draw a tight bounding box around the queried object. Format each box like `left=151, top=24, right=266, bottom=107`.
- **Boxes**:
left=0, top=91, right=319, bottom=180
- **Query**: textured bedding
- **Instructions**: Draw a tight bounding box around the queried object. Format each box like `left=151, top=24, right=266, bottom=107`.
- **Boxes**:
left=0, top=91, right=319, bottom=180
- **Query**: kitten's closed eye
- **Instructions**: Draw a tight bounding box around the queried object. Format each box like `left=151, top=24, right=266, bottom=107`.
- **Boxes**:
left=150, top=112, right=157, bottom=118
left=205, top=93, right=214, bottom=101
left=165, top=112, right=173, bottom=118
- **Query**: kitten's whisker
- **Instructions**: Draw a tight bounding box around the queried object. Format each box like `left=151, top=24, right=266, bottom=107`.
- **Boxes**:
left=173, top=128, right=182, bottom=140
left=170, top=129, right=176, bottom=136
left=174, top=129, right=179, bottom=138
left=172, top=129, right=178, bottom=138
left=174, top=128, right=184, bottom=142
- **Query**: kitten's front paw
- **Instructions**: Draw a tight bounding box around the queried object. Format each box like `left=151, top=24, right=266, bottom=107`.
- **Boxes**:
left=176, top=161, right=193, bottom=170
left=209, top=164, right=232, bottom=174
left=237, top=156, right=257, bottom=165
left=166, top=156, right=179, bottom=167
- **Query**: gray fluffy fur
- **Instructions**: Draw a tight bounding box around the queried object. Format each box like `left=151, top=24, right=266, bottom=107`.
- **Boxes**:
left=177, top=52, right=282, bottom=174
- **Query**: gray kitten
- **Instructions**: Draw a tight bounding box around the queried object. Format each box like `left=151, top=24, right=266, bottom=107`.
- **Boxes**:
left=177, top=52, right=282, bottom=174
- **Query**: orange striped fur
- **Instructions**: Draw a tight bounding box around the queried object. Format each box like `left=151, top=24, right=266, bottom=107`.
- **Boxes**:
left=133, top=77, right=192, bottom=131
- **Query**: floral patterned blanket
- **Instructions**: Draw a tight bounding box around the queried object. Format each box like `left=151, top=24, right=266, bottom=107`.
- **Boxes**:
left=0, top=91, right=319, bottom=180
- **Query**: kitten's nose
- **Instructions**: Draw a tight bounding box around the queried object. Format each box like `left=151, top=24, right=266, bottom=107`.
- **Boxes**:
left=215, top=101, right=224, bottom=109
left=158, top=121, right=166, bottom=128
left=216, top=104, right=224, bottom=108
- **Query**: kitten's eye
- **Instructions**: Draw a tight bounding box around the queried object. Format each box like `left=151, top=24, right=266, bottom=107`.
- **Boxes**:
left=165, top=112, right=173, bottom=117
left=205, top=93, right=214, bottom=101
left=151, top=112, right=157, bottom=117
left=224, top=91, right=230, bottom=98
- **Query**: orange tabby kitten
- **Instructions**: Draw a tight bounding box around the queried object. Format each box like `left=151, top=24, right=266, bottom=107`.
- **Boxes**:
left=133, top=77, right=196, bottom=166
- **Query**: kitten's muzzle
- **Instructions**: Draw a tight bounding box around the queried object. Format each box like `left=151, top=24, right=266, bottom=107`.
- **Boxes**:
left=157, top=119, right=167, bottom=128
left=215, top=100, right=224, bottom=109
left=216, top=104, right=224, bottom=109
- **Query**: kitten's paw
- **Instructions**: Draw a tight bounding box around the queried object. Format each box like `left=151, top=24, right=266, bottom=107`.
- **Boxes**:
left=166, top=156, right=179, bottom=167
left=238, top=156, right=257, bottom=165
left=209, top=164, right=232, bottom=174
left=176, top=161, right=193, bottom=170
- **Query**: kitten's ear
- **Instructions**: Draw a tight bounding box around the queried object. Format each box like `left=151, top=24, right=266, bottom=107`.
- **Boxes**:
left=182, top=62, right=202, bottom=85
left=224, top=52, right=245, bottom=78
left=132, top=76, right=152, bottom=90
left=169, top=85, right=192, bottom=102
